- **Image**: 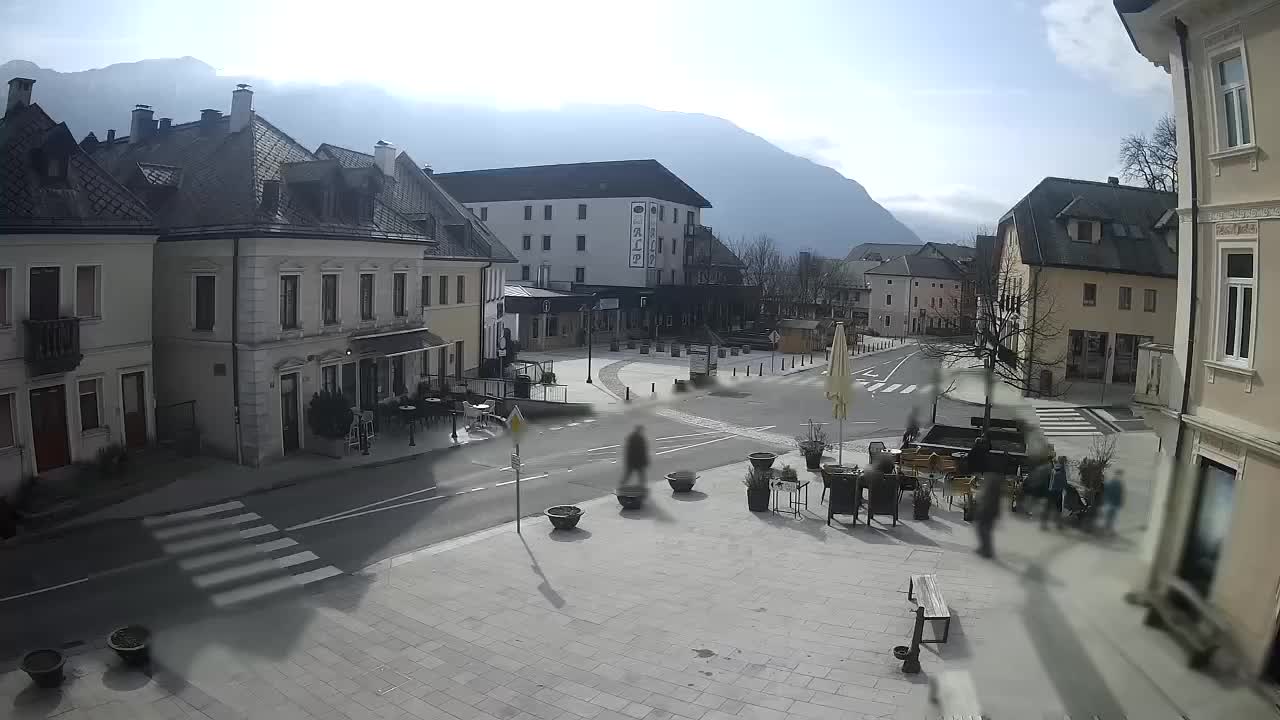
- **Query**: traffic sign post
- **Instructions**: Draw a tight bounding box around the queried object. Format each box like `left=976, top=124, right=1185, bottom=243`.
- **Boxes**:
left=507, top=406, right=528, bottom=533
left=768, top=330, right=780, bottom=373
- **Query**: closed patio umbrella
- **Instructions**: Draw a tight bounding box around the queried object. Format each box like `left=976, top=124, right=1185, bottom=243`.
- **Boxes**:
left=825, top=323, right=853, bottom=465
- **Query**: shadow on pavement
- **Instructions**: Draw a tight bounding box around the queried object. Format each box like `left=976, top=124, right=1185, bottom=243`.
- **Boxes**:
left=521, top=536, right=565, bottom=609
left=548, top=528, right=592, bottom=543
left=668, top=490, right=708, bottom=502
left=753, top=511, right=828, bottom=541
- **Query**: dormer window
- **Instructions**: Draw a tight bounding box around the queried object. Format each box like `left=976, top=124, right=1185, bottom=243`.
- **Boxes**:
left=1077, top=221, right=1093, bottom=243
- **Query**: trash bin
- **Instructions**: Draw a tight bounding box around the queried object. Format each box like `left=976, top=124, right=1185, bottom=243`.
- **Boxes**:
left=515, top=374, right=532, bottom=399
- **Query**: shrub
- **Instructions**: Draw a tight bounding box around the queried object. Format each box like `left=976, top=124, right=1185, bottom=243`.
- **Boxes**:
left=794, top=419, right=829, bottom=452
left=743, top=467, right=771, bottom=491
left=308, top=391, right=354, bottom=440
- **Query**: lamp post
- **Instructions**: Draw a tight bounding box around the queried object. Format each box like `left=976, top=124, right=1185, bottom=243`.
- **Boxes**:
left=586, top=294, right=598, bottom=384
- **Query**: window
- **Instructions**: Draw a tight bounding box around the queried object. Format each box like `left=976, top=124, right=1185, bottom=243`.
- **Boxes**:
left=531, top=316, right=539, bottom=338
left=1221, top=251, right=1255, bottom=362
left=578, top=203, right=587, bottom=220
left=420, top=275, right=432, bottom=307
left=671, top=239, right=677, bottom=255
left=1083, top=283, right=1097, bottom=307
left=670, top=269, right=675, bottom=284
left=438, top=275, right=449, bottom=305
left=193, top=275, right=215, bottom=331
left=658, top=237, right=664, bottom=253
left=914, top=296, right=919, bottom=308
left=1118, top=286, right=1132, bottom=311
left=887, top=279, right=893, bottom=285
left=79, top=378, right=101, bottom=431
left=1216, top=53, right=1251, bottom=148
left=521, top=265, right=530, bottom=281
left=76, top=265, right=100, bottom=318
left=280, top=274, right=299, bottom=329
left=478, top=207, right=488, bottom=222
left=1144, top=289, right=1157, bottom=313
left=1077, top=221, right=1094, bottom=243
left=457, top=275, right=465, bottom=303
left=885, top=294, right=892, bottom=306
left=542, top=235, right=551, bottom=251
left=659, top=206, right=665, bottom=221
left=360, top=273, right=374, bottom=320
left=0, top=393, right=13, bottom=448
left=391, top=356, right=406, bottom=395
left=523, top=205, right=532, bottom=221
left=392, top=273, right=407, bottom=316
left=522, top=235, right=532, bottom=251
left=576, top=235, right=586, bottom=251
left=543, top=204, right=552, bottom=220
left=0, top=268, right=9, bottom=326
left=322, top=274, right=339, bottom=325
left=686, top=210, right=694, bottom=227
left=321, top=364, right=338, bottom=394
left=341, top=363, right=356, bottom=406
left=883, top=316, right=890, bottom=328
left=575, top=267, right=585, bottom=283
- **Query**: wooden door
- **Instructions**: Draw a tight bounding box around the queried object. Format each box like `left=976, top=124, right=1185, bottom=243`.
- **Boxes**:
left=121, top=371, right=147, bottom=449
left=280, top=373, right=300, bottom=454
left=29, top=267, right=60, bottom=320
left=30, top=385, right=70, bottom=471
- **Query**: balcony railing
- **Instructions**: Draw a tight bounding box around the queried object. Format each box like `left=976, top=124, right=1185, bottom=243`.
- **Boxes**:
left=683, top=224, right=700, bottom=239
left=24, top=316, right=82, bottom=375
left=1134, top=341, right=1175, bottom=410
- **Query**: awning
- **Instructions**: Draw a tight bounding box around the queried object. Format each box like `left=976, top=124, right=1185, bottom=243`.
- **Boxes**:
left=349, top=327, right=448, bottom=358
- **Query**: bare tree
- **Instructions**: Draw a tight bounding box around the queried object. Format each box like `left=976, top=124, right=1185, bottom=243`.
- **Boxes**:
left=917, top=248, right=1067, bottom=432
left=1119, top=114, right=1177, bottom=192
left=732, top=234, right=782, bottom=300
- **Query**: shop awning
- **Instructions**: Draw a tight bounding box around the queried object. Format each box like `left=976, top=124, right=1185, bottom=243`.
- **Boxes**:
left=349, top=327, right=448, bottom=358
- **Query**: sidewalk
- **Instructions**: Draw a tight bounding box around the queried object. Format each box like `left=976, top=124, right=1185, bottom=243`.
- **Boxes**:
left=942, top=367, right=1136, bottom=411
left=5, top=431, right=1270, bottom=719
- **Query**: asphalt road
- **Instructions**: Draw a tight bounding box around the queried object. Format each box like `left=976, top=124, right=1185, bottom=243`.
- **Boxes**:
left=0, top=344, right=974, bottom=659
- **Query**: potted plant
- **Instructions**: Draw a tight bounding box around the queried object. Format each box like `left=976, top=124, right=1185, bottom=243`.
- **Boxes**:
left=610, top=339, right=620, bottom=352
left=20, top=648, right=65, bottom=688
left=912, top=480, right=932, bottom=520
left=640, top=343, right=650, bottom=354
left=1076, top=436, right=1115, bottom=528
left=545, top=505, right=583, bottom=530
left=108, top=624, right=151, bottom=667
left=307, top=390, right=354, bottom=458
left=540, top=371, right=557, bottom=385
left=666, top=470, right=697, bottom=493
left=794, top=419, right=829, bottom=471
left=744, top=467, right=771, bottom=511
left=616, top=486, right=647, bottom=510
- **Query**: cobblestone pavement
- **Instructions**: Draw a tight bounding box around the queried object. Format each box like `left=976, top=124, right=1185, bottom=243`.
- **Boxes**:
left=3, top=437, right=1274, bottom=720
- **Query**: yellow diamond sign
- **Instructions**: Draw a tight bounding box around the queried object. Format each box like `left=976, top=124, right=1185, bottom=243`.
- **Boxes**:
left=506, top=406, right=528, bottom=444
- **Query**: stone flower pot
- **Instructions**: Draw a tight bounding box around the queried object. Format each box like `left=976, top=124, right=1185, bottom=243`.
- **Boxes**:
left=666, top=471, right=697, bottom=493
left=20, top=649, right=65, bottom=688
left=545, top=505, right=583, bottom=530
left=616, top=486, right=648, bottom=510
left=748, top=452, right=777, bottom=471
left=746, top=487, right=770, bottom=512
left=800, top=441, right=824, bottom=470
left=610, top=340, right=620, bottom=352
left=108, top=624, right=151, bottom=667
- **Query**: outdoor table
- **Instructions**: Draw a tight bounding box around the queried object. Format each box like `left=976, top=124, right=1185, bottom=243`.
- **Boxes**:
left=472, top=402, right=492, bottom=428
left=771, top=478, right=809, bottom=519
left=398, top=404, right=417, bottom=428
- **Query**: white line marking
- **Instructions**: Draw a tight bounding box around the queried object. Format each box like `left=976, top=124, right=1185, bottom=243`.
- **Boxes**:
left=881, top=351, right=918, bottom=384
left=884, top=383, right=902, bottom=393
left=211, top=568, right=336, bottom=607
left=286, top=496, right=447, bottom=531
left=496, top=473, right=549, bottom=487
left=0, top=577, right=88, bottom=603
left=656, top=435, right=736, bottom=456
left=194, top=551, right=319, bottom=588
left=586, top=444, right=620, bottom=452
left=1042, top=431, right=1103, bottom=436
left=179, top=538, right=298, bottom=571
left=151, top=512, right=262, bottom=541
left=162, top=524, right=279, bottom=555
left=867, top=383, right=885, bottom=392
left=143, top=501, right=244, bottom=527
left=856, top=381, right=869, bottom=386
left=901, top=384, right=917, bottom=394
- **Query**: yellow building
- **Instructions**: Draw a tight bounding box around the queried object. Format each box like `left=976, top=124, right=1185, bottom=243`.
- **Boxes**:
left=1119, top=0, right=1280, bottom=683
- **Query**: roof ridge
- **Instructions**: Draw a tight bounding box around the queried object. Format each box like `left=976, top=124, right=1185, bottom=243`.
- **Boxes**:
left=436, top=159, right=660, bottom=175
left=1042, top=176, right=1175, bottom=196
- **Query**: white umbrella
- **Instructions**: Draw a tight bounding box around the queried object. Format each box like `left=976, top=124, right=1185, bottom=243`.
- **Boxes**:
left=825, top=323, right=853, bottom=465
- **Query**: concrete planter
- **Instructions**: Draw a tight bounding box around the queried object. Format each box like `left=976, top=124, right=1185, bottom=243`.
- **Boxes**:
left=545, top=505, right=583, bottom=530
left=20, top=649, right=64, bottom=688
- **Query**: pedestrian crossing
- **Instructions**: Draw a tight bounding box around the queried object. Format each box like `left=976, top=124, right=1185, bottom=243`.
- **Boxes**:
left=142, top=500, right=342, bottom=608
left=764, top=372, right=931, bottom=396
left=1034, top=407, right=1103, bottom=436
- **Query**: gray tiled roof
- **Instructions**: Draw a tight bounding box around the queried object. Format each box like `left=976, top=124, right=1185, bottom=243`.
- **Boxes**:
left=687, top=226, right=745, bottom=268
left=1002, top=177, right=1176, bottom=278
left=0, top=103, right=153, bottom=231
left=137, top=163, right=182, bottom=187
left=864, top=255, right=963, bottom=280
left=434, top=160, right=712, bottom=208
left=844, top=242, right=923, bottom=262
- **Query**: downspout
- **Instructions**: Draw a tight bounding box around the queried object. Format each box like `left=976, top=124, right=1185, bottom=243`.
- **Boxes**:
left=1147, top=17, right=1201, bottom=594
left=478, top=261, right=492, bottom=377
left=1026, top=266, right=1042, bottom=395
left=231, top=236, right=243, bottom=466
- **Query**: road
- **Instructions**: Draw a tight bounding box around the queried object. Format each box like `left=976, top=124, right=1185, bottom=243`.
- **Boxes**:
left=0, top=345, right=970, bottom=658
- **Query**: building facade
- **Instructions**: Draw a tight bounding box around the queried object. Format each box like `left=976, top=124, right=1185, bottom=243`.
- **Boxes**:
left=995, top=176, right=1178, bottom=392
left=865, top=255, right=967, bottom=336
left=1119, top=0, right=1280, bottom=681
left=87, top=87, right=512, bottom=466
left=1, top=78, right=158, bottom=488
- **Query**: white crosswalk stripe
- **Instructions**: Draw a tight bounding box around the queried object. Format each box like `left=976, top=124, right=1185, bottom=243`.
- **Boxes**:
left=143, top=501, right=342, bottom=608
left=1034, top=407, right=1102, bottom=436
left=883, top=383, right=902, bottom=393
left=867, top=382, right=885, bottom=392
left=901, top=384, right=917, bottom=394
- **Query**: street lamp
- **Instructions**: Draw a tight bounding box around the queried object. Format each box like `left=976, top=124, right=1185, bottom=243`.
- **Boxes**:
left=586, top=293, right=598, bottom=384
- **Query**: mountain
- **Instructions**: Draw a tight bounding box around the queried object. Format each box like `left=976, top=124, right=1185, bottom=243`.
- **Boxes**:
left=1, top=57, right=919, bottom=257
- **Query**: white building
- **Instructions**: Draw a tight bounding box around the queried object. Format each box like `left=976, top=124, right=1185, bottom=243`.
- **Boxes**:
left=87, top=87, right=514, bottom=465
left=1, top=78, right=158, bottom=488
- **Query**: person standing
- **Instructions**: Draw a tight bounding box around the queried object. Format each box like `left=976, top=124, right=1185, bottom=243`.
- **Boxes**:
left=1102, top=468, right=1126, bottom=534
left=621, top=425, right=649, bottom=489
left=974, top=471, right=1003, bottom=559
left=1043, top=455, right=1069, bottom=530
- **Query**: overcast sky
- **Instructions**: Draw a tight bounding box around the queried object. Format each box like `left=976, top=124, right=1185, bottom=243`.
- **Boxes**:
left=1, top=0, right=1172, bottom=238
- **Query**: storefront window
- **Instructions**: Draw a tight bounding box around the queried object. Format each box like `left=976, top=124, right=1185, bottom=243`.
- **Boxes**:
left=1179, top=458, right=1237, bottom=597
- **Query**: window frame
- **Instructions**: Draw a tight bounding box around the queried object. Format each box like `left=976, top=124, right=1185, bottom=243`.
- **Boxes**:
left=279, top=272, right=301, bottom=330
left=75, top=264, right=102, bottom=319
left=78, top=376, right=103, bottom=432
left=1083, top=282, right=1097, bottom=307
left=420, top=274, right=432, bottom=308
left=521, top=265, right=530, bottom=281
left=542, top=235, right=551, bottom=251
left=479, top=206, right=488, bottom=222
left=439, top=275, right=449, bottom=306
left=1076, top=221, right=1094, bottom=244
left=320, top=363, right=340, bottom=395
left=578, top=203, right=587, bottom=220
left=1143, top=288, right=1158, bottom=313
left=523, top=205, right=532, bottom=221
left=1207, top=40, right=1255, bottom=151
left=1118, top=286, right=1132, bottom=311
left=393, top=272, right=407, bottom=317
left=1217, top=245, right=1257, bottom=366
left=359, top=272, right=375, bottom=321
left=0, top=266, right=11, bottom=328
left=543, top=204, right=552, bottom=221
left=321, top=272, right=340, bottom=326
left=192, top=273, right=216, bottom=332
left=885, top=294, right=892, bottom=306
left=522, top=235, right=532, bottom=251
left=0, top=391, right=14, bottom=449
left=575, top=267, right=585, bottom=283
left=457, top=274, right=465, bottom=304
left=576, top=235, right=586, bottom=252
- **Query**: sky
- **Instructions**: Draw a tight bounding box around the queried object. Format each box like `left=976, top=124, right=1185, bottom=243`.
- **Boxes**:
left=0, top=0, right=1173, bottom=240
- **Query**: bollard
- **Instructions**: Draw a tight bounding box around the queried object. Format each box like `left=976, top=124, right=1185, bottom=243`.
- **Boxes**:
left=651, top=382, right=655, bottom=393
left=747, top=365, right=751, bottom=377
left=759, top=362, right=763, bottom=376
left=733, top=367, right=737, bottom=377
left=626, top=386, right=630, bottom=401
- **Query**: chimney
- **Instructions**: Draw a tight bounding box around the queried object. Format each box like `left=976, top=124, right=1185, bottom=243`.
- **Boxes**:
left=422, top=164, right=433, bottom=176
left=5, top=77, right=34, bottom=116
left=130, top=104, right=155, bottom=144
left=374, top=140, right=396, bottom=176
left=1107, top=176, right=1119, bottom=185
left=80, top=131, right=99, bottom=150
left=106, top=128, right=116, bottom=142
left=158, top=117, right=172, bottom=133
left=230, top=84, right=253, bottom=133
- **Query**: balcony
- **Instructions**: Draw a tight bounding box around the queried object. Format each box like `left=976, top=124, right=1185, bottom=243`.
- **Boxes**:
left=24, top=317, right=83, bottom=376
left=1134, top=341, right=1175, bottom=410
left=683, top=224, right=703, bottom=239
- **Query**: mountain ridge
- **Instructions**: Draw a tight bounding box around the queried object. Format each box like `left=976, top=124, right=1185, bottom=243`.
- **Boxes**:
left=2, top=57, right=920, bottom=257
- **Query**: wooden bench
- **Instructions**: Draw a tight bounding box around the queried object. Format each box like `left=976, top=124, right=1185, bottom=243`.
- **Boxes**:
left=1144, top=577, right=1227, bottom=669
left=929, top=670, right=985, bottom=719
left=908, top=573, right=952, bottom=644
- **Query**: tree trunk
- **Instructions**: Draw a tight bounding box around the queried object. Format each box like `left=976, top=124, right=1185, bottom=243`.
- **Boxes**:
left=982, top=352, right=995, bottom=434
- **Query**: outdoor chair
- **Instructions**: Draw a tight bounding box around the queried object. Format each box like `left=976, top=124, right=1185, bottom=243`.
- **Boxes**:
left=346, top=415, right=362, bottom=453
left=360, top=410, right=376, bottom=446
left=946, top=475, right=976, bottom=509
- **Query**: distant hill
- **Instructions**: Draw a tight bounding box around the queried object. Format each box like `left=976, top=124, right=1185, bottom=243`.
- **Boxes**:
left=2, top=57, right=920, bottom=257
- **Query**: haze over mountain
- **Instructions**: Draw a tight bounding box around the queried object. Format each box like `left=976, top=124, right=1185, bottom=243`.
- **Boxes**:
left=2, top=57, right=920, bottom=257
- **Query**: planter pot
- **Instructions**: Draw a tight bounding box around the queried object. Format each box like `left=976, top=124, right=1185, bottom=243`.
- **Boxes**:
left=627, top=341, right=636, bottom=349
left=20, top=649, right=65, bottom=688
left=656, top=342, right=666, bottom=351
left=746, top=487, right=770, bottom=512
left=742, top=346, right=751, bottom=354
left=545, top=505, right=583, bottom=530
left=671, top=348, right=680, bottom=358
left=610, top=340, right=620, bottom=352
left=640, top=345, right=650, bottom=355
left=717, top=348, right=727, bottom=358
left=616, top=488, right=647, bottom=510
left=108, top=624, right=152, bottom=667
left=912, top=502, right=931, bottom=521
left=803, top=452, right=823, bottom=470
left=666, top=471, right=697, bottom=493
left=748, top=452, right=777, bottom=470
left=730, top=348, right=739, bottom=356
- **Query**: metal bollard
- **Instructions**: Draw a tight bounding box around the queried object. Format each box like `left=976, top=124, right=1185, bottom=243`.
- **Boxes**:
left=626, top=386, right=630, bottom=401
left=759, top=362, right=763, bottom=375
left=651, top=382, right=655, bottom=393
left=733, top=367, right=737, bottom=377
left=747, top=365, right=751, bottom=377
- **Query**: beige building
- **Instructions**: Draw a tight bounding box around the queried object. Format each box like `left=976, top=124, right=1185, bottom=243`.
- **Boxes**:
left=865, top=250, right=969, bottom=336
left=0, top=78, right=158, bottom=488
left=994, top=176, right=1177, bottom=393
left=1119, top=0, right=1280, bottom=682
left=87, top=87, right=513, bottom=465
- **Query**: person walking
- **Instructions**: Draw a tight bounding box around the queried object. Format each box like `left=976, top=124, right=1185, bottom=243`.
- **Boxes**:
left=974, top=471, right=1003, bottom=559
left=621, top=425, right=649, bottom=489
left=902, top=409, right=920, bottom=448
left=1102, top=468, right=1126, bottom=535
left=1043, top=455, right=1069, bottom=530
left=1022, top=451, right=1052, bottom=517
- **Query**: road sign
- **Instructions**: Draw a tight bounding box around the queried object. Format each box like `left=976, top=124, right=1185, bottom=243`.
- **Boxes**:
left=510, top=452, right=521, bottom=470
left=768, top=330, right=781, bottom=345
left=507, top=406, right=528, bottom=444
